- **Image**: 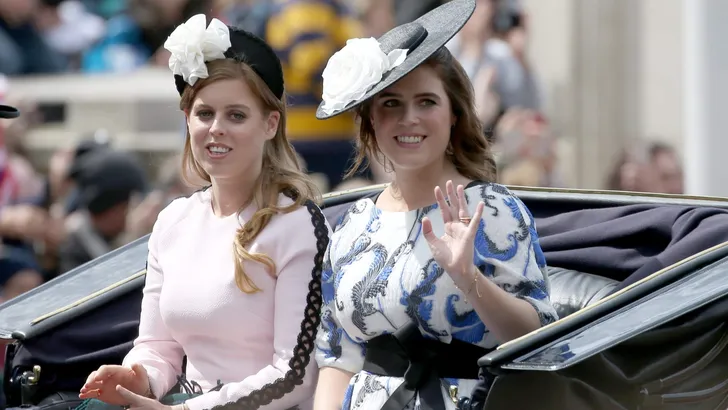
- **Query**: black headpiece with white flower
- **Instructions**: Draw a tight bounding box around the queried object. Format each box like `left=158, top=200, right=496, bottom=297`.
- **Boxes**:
left=165, top=14, right=284, bottom=100
left=316, top=0, right=476, bottom=119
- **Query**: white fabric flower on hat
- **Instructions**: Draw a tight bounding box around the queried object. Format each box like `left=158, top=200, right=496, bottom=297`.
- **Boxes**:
left=321, top=38, right=408, bottom=115
left=164, top=14, right=231, bottom=87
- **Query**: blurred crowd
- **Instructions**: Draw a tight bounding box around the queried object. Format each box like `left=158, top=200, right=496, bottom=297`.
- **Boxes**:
left=0, top=0, right=684, bottom=304
left=0, top=122, right=197, bottom=305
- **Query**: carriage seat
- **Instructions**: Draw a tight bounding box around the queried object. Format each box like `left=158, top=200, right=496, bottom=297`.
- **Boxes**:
left=547, top=267, right=618, bottom=319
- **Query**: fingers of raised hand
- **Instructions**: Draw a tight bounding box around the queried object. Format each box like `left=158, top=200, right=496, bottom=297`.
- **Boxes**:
left=445, top=181, right=459, bottom=216
left=456, top=184, right=470, bottom=221
left=421, top=216, right=442, bottom=247
left=468, top=201, right=485, bottom=235
left=434, top=186, right=452, bottom=223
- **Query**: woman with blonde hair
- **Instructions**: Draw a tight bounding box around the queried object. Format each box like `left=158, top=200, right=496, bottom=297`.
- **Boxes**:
left=312, top=0, right=557, bottom=409
left=78, top=14, right=329, bottom=410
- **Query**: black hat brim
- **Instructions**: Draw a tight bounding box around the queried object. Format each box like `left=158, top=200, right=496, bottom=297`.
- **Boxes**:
left=0, top=104, right=19, bottom=119
left=315, top=0, right=476, bottom=120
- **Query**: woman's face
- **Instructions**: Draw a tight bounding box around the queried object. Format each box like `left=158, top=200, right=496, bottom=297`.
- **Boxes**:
left=186, top=78, right=279, bottom=184
left=370, top=65, right=455, bottom=173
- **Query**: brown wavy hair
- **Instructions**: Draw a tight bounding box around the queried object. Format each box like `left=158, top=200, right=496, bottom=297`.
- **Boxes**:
left=346, top=46, right=497, bottom=182
left=179, top=59, right=321, bottom=294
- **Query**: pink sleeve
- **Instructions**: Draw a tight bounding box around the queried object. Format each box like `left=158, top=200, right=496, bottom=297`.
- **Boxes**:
left=184, top=209, right=323, bottom=410
left=122, top=213, right=185, bottom=399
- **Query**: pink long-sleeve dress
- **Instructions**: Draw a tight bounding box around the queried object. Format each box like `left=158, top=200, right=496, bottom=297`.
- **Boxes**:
left=122, top=188, right=329, bottom=410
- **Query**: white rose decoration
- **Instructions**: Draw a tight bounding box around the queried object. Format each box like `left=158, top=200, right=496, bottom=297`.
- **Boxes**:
left=321, top=38, right=408, bottom=115
left=164, top=14, right=231, bottom=87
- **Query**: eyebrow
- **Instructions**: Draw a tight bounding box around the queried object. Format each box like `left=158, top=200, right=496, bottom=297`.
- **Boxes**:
left=377, top=91, right=442, bottom=100
left=195, top=103, right=251, bottom=110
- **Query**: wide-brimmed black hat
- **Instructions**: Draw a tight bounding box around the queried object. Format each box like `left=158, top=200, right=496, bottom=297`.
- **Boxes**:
left=316, top=0, right=476, bottom=120
left=0, top=104, right=19, bottom=119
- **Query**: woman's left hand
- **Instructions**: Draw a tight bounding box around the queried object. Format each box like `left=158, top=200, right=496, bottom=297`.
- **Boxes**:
left=115, top=386, right=177, bottom=410
left=422, top=180, right=484, bottom=287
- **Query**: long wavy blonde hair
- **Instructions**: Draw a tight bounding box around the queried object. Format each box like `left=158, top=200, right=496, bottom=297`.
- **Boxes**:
left=179, top=59, right=321, bottom=293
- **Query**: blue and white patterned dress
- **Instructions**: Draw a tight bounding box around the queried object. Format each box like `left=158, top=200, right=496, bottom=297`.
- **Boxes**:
left=315, top=183, right=559, bottom=410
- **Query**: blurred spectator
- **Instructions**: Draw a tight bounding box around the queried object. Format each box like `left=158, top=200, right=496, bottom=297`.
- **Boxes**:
left=248, top=0, right=366, bottom=189
left=82, top=0, right=212, bottom=72
left=31, top=131, right=113, bottom=217
left=0, top=203, right=49, bottom=245
left=0, top=97, right=47, bottom=304
left=498, top=157, right=540, bottom=186
left=64, top=132, right=113, bottom=209
left=0, top=0, right=68, bottom=75
left=650, top=142, right=684, bottom=195
left=41, top=136, right=111, bottom=278
left=605, top=140, right=683, bottom=194
left=128, top=0, right=212, bottom=66
left=80, top=0, right=127, bottom=19
left=8, top=154, right=43, bottom=201
left=155, top=153, right=200, bottom=205
left=35, top=0, right=106, bottom=69
left=58, top=148, right=149, bottom=273
left=354, top=0, right=395, bottom=37
left=0, top=246, right=43, bottom=302
left=1, top=98, right=46, bottom=202
left=221, top=0, right=270, bottom=38
left=606, top=142, right=655, bottom=192
left=81, top=12, right=150, bottom=72
left=392, top=0, right=440, bottom=25
left=493, top=108, right=563, bottom=187
left=447, top=0, right=542, bottom=128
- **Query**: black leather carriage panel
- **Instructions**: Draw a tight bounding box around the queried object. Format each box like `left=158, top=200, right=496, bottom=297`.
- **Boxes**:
left=498, top=259, right=728, bottom=372
left=479, top=244, right=728, bottom=372
left=0, top=237, right=149, bottom=340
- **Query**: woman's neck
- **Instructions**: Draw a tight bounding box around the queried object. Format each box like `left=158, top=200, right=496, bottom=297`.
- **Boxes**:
left=383, top=158, right=471, bottom=212
left=209, top=169, right=261, bottom=217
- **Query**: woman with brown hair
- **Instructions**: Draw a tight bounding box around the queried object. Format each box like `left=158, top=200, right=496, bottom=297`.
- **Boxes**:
left=78, top=14, right=329, bottom=410
left=312, top=1, right=557, bottom=409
